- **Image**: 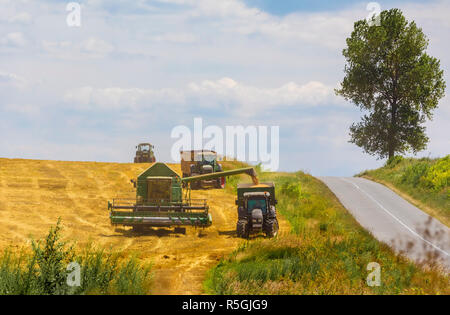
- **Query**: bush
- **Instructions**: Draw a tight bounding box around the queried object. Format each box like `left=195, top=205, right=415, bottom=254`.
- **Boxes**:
left=386, top=156, right=404, bottom=168
left=0, top=220, right=152, bottom=295
left=421, top=156, right=450, bottom=191
left=401, top=162, right=430, bottom=187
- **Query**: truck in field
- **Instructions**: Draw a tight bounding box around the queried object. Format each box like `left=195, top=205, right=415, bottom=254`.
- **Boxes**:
left=180, top=150, right=225, bottom=189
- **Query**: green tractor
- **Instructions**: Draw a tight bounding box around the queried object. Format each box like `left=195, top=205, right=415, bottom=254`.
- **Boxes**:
left=134, top=143, right=156, bottom=163
left=180, top=150, right=225, bottom=190
left=108, top=163, right=258, bottom=234
left=236, top=183, right=279, bottom=238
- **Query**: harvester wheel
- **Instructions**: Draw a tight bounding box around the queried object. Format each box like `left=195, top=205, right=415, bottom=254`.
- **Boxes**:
left=237, top=220, right=249, bottom=239
left=264, top=218, right=279, bottom=238
left=174, top=227, right=186, bottom=234
left=132, top=225, right=144, bottom=233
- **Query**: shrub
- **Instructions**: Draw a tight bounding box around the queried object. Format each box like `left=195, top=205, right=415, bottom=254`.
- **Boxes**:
left=421, top=156, right=450, bottom=191
left=386, top=155, right=404, bottom=168
left=401, top=162, right=430, bottom=187
left=0, top=220, right=152, bottom=295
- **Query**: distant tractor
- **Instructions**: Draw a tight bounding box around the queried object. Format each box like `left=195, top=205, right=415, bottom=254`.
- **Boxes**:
left=134, top=143, right=156, bottom=163
left=236, top=183, right=279, bottom=238
left=180, top=150, right=225, bottom=190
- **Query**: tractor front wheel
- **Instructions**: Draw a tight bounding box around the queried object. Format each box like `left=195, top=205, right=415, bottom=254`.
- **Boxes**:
left=264, top=218, right=279, bottom=238
left=236, top=220, right=249, bottom=239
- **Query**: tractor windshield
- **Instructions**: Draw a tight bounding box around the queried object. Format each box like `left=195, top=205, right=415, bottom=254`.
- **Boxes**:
left=247, top=199, right=267, bottom=214
left=140, top=144, right=150, bottom=151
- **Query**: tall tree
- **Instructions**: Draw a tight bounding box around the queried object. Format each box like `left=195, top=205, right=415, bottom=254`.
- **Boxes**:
left=336, top=9, right=446, bottom=160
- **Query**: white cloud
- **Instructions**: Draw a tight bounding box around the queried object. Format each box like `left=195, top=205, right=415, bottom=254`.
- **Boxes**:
left=8, top=12, right=32, bottom=24
left=155, top=0, right=356, bottom=49
left=152, top=33, right=197, bottom=43
left=64, top=78, right=340, bottom=114
left=0, top=71, right=26, bottom=87
left=3, top=103, right=39, bottom=115
left=81, top=38, right=114, bottom=57
left=40, top=38, right=114, bottom=59
left=1, top=32, right=27, bottom=47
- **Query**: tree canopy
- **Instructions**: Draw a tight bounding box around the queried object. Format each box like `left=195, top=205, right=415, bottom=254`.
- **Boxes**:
left=336, top=9, right=446, bottom=159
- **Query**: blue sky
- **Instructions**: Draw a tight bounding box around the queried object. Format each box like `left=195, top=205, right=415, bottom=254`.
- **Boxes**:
left=245, top=0, right=424, bottom=15
left=0, top=0, right=449, bottom=176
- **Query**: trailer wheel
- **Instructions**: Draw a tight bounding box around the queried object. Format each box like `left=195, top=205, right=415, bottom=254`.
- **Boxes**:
left=264, top=218, right=279, bottom=238
left=236, top=220, right=249, bottom=239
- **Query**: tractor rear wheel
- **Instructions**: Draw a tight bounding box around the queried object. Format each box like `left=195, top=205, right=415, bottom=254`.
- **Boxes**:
left=236, top=220, right=249, bottom=239
left=264, top=218, right=279, bottom=238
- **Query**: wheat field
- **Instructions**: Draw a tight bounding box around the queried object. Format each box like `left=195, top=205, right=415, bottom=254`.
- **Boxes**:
left=0, top=158, right=289, bottom=294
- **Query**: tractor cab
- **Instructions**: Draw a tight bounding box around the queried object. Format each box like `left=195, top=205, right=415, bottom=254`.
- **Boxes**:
left=134, top=143, right=156, bottom=163
left=244, top=192, right=270, bottom=215
left=191, top=151, right=219, bottom=172
left=137, top=143, right=153, bottom=152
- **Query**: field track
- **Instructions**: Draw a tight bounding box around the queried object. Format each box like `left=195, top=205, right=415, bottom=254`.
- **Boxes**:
left=0, top=158, right=288, bottom=294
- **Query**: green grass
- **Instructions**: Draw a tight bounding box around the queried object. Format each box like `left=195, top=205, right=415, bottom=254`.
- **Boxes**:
left=0, top=219, right=152, bottom=295
left=204, top=170, right=449, bottom=295
left=358, top=155, right=449, bottom=226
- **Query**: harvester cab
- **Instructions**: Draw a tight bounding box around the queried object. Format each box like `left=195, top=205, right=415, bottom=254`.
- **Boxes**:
left=236, top=183, right=279, bottom=238
left=134, top=143, right=156, bottom=163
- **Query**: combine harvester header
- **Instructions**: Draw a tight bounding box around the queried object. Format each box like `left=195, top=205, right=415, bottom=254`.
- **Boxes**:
left=108, top=163, right=258, bottom=233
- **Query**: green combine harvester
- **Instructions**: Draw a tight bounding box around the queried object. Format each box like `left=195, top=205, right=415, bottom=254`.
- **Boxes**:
left=108, top=163, right=258, bottom=233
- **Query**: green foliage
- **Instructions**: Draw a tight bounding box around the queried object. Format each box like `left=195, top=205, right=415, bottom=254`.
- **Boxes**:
left=336, top=9, right=446, bottom=159
left=361, top=155, right=449, bottom=225
left=401, top=162, right=430, bottom=187
left=386, top=156, right=404, bottom=168
left=31, top=218, right=75, bottom=294
left=205, top=172, right=449, bottom=295
left=0, top=220, right=152, bottom=295
left=422, top=155, right=450, bottom=191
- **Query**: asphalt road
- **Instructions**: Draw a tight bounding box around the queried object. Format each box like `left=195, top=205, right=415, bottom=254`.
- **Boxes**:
left=319, top=177, right=450, bottom=271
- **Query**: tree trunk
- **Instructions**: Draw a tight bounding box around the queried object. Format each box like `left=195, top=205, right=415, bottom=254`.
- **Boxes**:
left=388, top=101, right=398, bottom=160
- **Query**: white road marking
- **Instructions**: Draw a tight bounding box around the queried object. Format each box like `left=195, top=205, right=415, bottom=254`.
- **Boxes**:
left=342, top=178, right=449, bottom=257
